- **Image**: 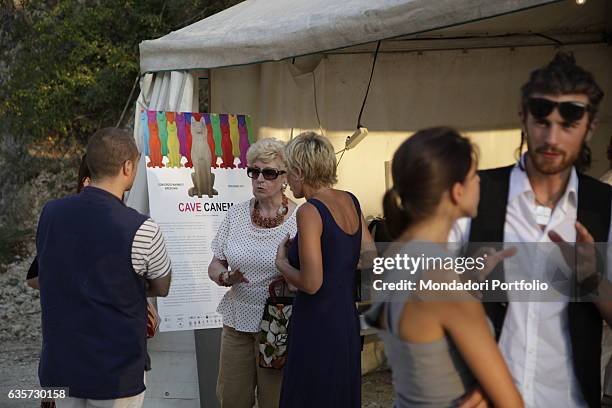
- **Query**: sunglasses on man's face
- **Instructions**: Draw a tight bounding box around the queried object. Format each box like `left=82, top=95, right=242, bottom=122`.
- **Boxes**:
left=527, top=97, right=590, bottom=124
left=247, top=167, right=286, bottom=180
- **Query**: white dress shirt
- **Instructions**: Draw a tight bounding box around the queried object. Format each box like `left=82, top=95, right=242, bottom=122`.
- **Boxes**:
left=450, top=157, right=612, bottom=408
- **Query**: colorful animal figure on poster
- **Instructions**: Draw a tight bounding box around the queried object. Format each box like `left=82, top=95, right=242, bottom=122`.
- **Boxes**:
left=229, top=114, right=240, bottom=159
left=156, top=111, right=169, bottom=157
left=147, top=110, right=157, bottom=128
left=166, top=120, right=182, bottom=168
left=203, top=114, right=218, bottom=168
left=210, top=114, right=223, bottom=167
left=147, top=111, right=164, bottom=168
left=184, top=112, right=193, bottom=168
left=246, top=115, right=255, bottom=144
left=176, top=113, right=189, bottom=164
left=140, top=110, right=150, bottom=156
left=219, top=114, right=235, bottom=168
left=189, top=116, right=217, bottom=198
left=237, top=115, right=250, bottom=168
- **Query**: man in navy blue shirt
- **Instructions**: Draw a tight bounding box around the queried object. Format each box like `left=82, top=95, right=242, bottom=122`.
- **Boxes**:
left=36, top=127, right=171, bottom=408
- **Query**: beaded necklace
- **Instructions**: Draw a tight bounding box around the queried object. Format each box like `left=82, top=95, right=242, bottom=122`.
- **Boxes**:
left=252, top=194, right=289, bottom=228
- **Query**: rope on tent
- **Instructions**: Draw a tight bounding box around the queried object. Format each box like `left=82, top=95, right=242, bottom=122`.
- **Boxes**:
left=312, top=71, right=325, bottom=137
left=531, top=33, right=563, bottom=45
left=116, top=75, right=141, bottom=128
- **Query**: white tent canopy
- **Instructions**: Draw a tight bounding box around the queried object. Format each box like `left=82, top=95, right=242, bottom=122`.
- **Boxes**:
left=139, top=0, right=565, bottom=73
left=133, top=0, right=612, bottom=216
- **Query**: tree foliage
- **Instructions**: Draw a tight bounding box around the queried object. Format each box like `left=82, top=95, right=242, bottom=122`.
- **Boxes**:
left=0, top=0, right=241, bottom=144
left=0, top=0, right=241, bottom=262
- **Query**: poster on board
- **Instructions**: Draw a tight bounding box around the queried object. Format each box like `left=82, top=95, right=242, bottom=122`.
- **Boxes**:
left=143, top=111, right=254, bottom=332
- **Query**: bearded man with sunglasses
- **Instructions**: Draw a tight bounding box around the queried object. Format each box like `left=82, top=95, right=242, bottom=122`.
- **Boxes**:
left=452, top=52, right=611, bottom=408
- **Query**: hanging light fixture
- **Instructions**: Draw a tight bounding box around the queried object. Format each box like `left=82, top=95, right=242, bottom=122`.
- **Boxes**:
left=344, top=41, right=381, bottom=151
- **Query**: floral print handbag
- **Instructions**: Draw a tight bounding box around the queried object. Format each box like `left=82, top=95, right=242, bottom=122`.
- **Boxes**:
left=258, top=277, right=294, bottom=369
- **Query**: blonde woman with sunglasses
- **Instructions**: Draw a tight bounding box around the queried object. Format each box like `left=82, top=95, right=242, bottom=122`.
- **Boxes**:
left=209, top=138, right=298, bottom=408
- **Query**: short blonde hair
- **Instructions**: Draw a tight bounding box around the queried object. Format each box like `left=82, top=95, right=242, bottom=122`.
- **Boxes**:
left=247, top=138, right=287, bottom=167
left=285, top=132, right=337, bottom=189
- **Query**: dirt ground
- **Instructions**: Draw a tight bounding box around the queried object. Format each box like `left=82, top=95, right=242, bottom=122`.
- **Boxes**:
left=362, top=368, right=395, bottom=407
left=0, top=338, right=394, bottom=408
left=0, top=339, right=42, bottom=408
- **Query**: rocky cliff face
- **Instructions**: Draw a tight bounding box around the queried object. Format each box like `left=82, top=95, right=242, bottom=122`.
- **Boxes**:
left=0, top=253, right=40, bottom=342
left=0, top=167, right=76, bottom=342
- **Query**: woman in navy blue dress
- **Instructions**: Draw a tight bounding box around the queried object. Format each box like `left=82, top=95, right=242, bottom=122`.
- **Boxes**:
left=275, top=132, right=374, bottom=408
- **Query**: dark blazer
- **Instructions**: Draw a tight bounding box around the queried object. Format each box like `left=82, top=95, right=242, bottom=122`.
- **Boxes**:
left=468, top=165, right=611, bottom=408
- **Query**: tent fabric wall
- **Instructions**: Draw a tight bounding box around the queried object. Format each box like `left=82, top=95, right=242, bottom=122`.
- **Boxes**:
left=210, top=43, right=612, bottom=217
left=139, top=0, right=558, bottom=73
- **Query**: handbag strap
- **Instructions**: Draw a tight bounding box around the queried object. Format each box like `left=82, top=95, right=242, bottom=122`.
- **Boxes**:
left=268, top=277, right=286, bottom=297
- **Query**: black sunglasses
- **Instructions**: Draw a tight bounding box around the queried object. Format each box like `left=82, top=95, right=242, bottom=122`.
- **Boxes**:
left=247, top=167, right=286, bottom=180
left=527, top=97, right=590, bottom=123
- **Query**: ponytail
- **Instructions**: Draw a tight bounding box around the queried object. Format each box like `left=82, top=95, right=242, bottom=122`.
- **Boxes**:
left=382, top=188, right=410, bottom=240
